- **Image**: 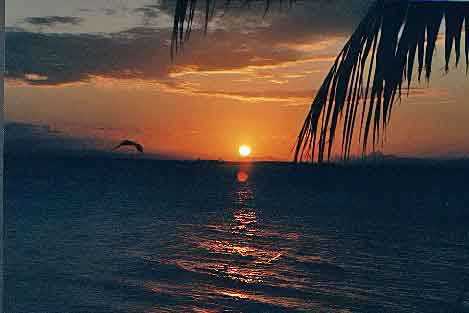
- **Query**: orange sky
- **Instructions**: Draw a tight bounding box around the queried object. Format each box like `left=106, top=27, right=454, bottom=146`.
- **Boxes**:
left=5, top=1, right=469, bottom=160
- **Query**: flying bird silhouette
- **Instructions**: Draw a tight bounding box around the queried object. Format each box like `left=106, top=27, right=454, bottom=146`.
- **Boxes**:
left=112, top=140, right=144, bottom=153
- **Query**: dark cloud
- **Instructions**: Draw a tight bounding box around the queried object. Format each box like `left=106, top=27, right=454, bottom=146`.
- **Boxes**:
left=5, top=26, right=312, bottom=86
left=6, top=28, right=171, bottom=85
left=4, top=122, right=175, bottom=159
left=24, top=16, right=84, bottom=27
left=5, top=122, right=102, bottom=156
left=7, top=2, right=370, bottom=87
left=5, top=26, right=26, bottom=32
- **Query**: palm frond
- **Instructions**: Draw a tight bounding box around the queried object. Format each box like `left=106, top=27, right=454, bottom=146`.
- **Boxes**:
left=171, top=0, right=296, bottom=58
left=294, top=1, right=469, bottom=163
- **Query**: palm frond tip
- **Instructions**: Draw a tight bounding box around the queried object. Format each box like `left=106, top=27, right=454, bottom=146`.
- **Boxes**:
left=171, top=0, right=297, bottom=58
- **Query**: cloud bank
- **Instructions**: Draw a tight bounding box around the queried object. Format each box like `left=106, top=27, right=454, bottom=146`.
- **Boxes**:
left=7, top=1, right=369, bottom=85
left=24, top=16, right=84, bottom=27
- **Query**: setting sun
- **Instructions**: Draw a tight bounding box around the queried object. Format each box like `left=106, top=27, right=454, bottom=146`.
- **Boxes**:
left=239, top=145, right=252, bottom=157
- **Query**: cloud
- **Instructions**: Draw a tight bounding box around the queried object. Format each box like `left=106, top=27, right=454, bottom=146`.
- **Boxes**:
left=168, top=54, right=334, bottom=78
left=5, top=122, right=103, bottom=156
left=6, top=1, right=371, bottom=102
left=24, top=16, right=84, bottom=27
left=133, top=6, right=161, bottom=19
left=6, top=28, right=171, bottom=85
left=158, top=83, right=315, bottom=103
left=5, top=25, right=335, bottom=85
left=102, top=8, right=118, bottom=16
left=4, top=122, right=182, bottom=159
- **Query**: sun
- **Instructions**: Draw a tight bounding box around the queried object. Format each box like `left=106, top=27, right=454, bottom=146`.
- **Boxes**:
left=238, top=145, right=252, bottom=157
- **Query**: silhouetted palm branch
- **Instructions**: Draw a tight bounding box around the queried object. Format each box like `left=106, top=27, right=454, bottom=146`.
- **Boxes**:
left=294, top=1, right=469, bottom=163
left=171, top=1, right=469, bottom=163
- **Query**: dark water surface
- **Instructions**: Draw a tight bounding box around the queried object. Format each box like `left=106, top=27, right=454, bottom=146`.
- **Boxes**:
left=5, top=157, right=469, bottom=313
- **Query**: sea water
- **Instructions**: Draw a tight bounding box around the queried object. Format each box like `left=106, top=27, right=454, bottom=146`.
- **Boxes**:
left=5, top=157, right=469, bottom=312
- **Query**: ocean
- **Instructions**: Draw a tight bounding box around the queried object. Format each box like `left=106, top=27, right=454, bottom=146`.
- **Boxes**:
left=5, top=157, right=469, bottom=313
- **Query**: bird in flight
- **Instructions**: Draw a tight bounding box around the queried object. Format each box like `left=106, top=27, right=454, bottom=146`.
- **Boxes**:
left=112, top=140, right=144, bottom=153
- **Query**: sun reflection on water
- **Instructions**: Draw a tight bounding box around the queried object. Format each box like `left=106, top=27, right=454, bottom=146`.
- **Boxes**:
left=236, top=171, right=249, bottom=183
left=139, top=175, right=325, bottom=311
left=176, top=181, right=294, bottom=285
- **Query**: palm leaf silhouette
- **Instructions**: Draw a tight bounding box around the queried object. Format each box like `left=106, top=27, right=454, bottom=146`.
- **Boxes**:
left=294, top=1, right=469, bottom=163
left=171, top=0, right=469, bottom=163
